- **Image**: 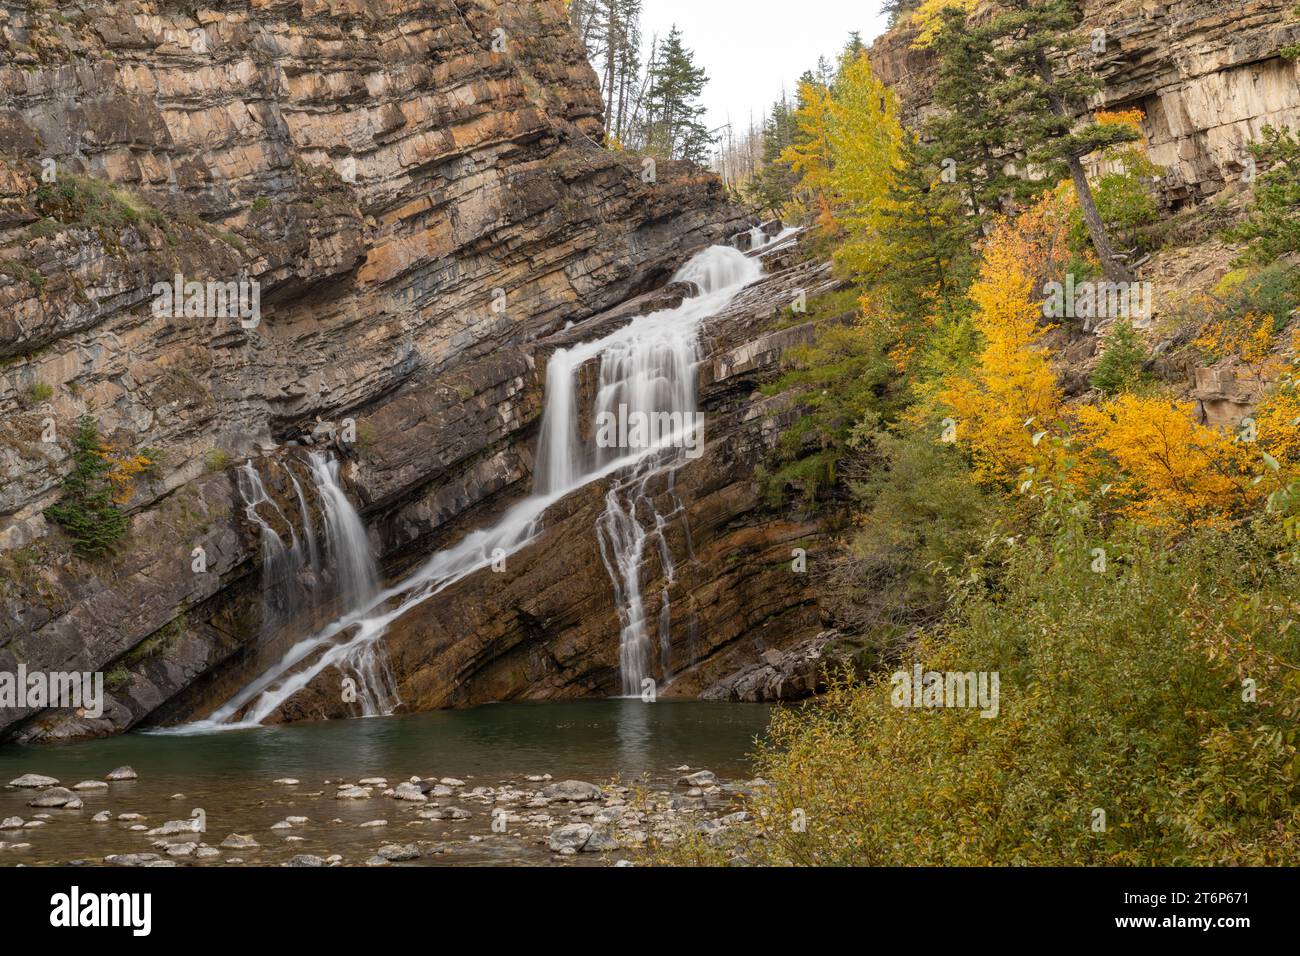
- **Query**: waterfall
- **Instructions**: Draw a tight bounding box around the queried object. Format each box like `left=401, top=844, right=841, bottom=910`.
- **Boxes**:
left=308, top=452, right=378, bottom=609
left=172, top=244, right=763, bottom=733
left=195, top=452, right=385, bottom=727
left=236, top=461, right=307, bottom=634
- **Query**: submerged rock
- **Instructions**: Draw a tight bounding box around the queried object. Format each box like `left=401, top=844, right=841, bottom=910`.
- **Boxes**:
left=147, top=819, right=201, bottom=836
left=28, top=787, right=77, bottom=808
left=220, top=834, right=260, bottom=849
left=8, top=773, right=58, bottom=788
left=676, top=770, right=716, bottom=787
left=391, top=782, right=428, bottom=803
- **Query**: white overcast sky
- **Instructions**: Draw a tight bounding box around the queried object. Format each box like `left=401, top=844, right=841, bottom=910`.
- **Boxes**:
left=638, top=0, right=892, bottom=133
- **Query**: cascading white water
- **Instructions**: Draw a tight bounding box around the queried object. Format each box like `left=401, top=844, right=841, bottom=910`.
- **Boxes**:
left=191, top=452, right=387, bottom=728
left=308, top=452, right=378, bottom=609
left=288, top=468, right=321, bottom=573
left=237, top=461, right=307, bottom=632
left=172, top=244, right=763, bottom=732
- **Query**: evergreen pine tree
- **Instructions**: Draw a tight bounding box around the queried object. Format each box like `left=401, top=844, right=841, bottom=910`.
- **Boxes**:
left=980, top=0, right=1139, bottom=281
left=925, top=6, right=1024, bottom=232
left=869, top=132, right=977, bottom=320
left=644, top=26, right=712, bottom=164
left=45, top=414, right=130, bottom=557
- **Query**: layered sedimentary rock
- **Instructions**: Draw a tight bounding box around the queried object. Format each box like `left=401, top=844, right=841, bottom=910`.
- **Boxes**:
left=1, top=0, right=783, bottom=741
left=869, top=0, right=1300, bottom=209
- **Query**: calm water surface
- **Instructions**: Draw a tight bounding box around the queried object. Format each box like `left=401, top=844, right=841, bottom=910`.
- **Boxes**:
left=0, top=700, right=772, bottom=867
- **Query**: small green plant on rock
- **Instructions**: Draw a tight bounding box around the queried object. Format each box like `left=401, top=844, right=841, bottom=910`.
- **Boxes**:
left=44, top=415, right=129, bottom=557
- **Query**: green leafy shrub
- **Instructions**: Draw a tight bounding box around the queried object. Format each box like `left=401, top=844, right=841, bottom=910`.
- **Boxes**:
left=648, top=525, right=1300, bottom=865
left=820, top=421, right=1000, bottom=658
left=1216, top=261, right=1300, bottom=332
left=1225, top=126, right=1300, bottom=265
left=1068, top=146, right=1161, bottom=264
left=204, top=448, right=232, bottom=473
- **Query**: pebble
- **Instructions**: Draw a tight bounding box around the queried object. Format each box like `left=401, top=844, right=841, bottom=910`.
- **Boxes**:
left=91, top=811, right=112, bottom=823
left=359, top=820, right=388, bottom=828
left=285, top=855, right=325, bottom=867
left=220, top=834, right=260, bottom=849
left=335, top=786, right=372, bottom=800
left=73, top=780, right=108, bottom=791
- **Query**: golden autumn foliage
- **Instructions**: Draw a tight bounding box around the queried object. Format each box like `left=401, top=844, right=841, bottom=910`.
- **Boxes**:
left=1075, top=395, right=1248, bottom=527
left=939, top=213, right=1063, bottom=485
left=909, top=0, right=977, bottom=48
left=99, top=443, right=155, bottom=505
left=1195, top=311, right=1275, bottom=364
left=1094, top=108, right=1146, bottom=133
left=780, top=79, right=834, bottom=205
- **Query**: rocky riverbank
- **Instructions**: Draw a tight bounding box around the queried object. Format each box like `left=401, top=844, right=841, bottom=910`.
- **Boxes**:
left=1, top=762, right=764, bottom=867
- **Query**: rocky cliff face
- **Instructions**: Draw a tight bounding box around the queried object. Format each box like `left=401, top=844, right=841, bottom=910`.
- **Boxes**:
left=870, top=0, right=1300, bottom=209
left=0, top=1, right=832, bottom=741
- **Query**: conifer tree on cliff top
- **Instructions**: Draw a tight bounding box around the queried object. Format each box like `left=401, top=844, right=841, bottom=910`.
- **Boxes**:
left=644, top=26, right=713, bottom=164
left=933, top=0, right=1139, bottom=281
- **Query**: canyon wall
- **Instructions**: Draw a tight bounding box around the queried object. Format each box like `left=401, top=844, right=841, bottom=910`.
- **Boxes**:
left=0, top=1, right=834, bottom=741
left=869, top=0, right=1300, bottom=210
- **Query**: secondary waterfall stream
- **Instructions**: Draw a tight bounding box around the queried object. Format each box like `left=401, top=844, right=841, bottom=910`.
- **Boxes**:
left=176, top=243, right=764, bottom=732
